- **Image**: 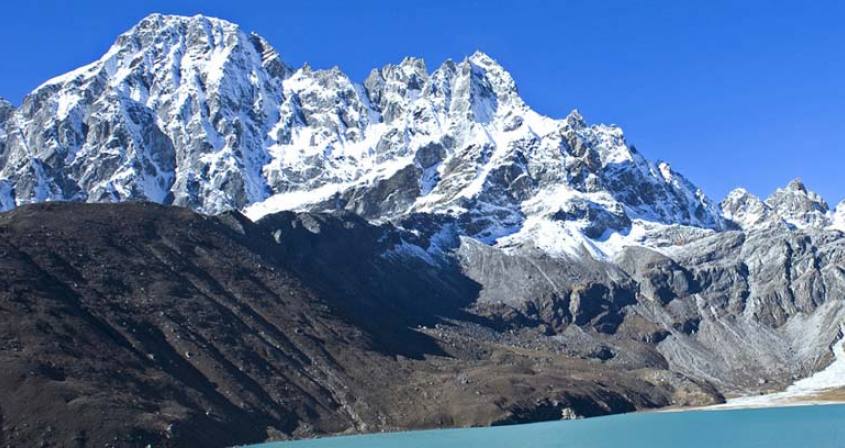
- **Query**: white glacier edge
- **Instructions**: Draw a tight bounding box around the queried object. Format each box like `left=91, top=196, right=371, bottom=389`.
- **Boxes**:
left=710, top=329, right=845, bottom=409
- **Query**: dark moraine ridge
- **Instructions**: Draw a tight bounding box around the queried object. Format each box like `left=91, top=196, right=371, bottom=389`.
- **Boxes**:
left=0, top=202, right=720, bottom=447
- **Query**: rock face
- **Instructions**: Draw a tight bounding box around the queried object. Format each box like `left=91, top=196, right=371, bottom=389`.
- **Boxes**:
left=639, top=227, right=845, bottom=390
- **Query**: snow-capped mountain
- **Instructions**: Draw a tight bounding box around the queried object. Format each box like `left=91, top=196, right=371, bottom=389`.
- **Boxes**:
left=0, top=14, right=291, bottom=213
left=0, top=14, right=728, bottom=257
left=720, top=179, right=839, bottom=232
left=721, top=188, right=777, bottom=229
left=0, top=14, right=841, bottom=259
left=765, top=179, right=830, bottom=229
left=1, top=14, right=844, bottom=444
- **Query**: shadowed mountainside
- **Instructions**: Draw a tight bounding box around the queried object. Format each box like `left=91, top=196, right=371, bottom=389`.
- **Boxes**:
left=0, top=203, right=718, bottom=447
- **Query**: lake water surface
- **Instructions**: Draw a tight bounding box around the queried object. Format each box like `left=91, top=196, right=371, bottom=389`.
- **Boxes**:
left=255, top=404, right=845, bottom=448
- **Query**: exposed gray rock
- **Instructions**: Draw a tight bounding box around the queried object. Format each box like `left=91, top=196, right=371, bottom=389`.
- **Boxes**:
left=635, top=224, right=845, bottom=390
left=552, top=198, right=631, bottom=239
left=616, top=246, right=695, bottom=305
left=456, top=236, right=634, bottom=333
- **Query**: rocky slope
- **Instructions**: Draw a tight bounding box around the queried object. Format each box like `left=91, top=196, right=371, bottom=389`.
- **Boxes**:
left=0, top=203, right=720, bottom=447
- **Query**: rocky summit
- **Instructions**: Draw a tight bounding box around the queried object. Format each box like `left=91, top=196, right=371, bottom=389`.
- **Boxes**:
left=0, top=14, right=723, bottom=244
left=0, top=13, right=843, bottom=448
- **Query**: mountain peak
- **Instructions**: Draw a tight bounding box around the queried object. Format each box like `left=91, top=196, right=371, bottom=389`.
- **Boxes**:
left=116, top=13, right=246, bottom=56
left=785, top=178, right=808, bottom=193
left=564, top=109, right=586, bottom=128
left=726, top=187, right=751, bottom=197
left=461, top=51, right=519, bottom=99
left=766, top=179, right=829, bottom=229
left=467, top=50, right=497, bottom=65
left=721, top=188, right=776, bottom=230
left=133, top=12, right=239, bottom=30
left=0, top=15, right=739, bottom=257
left=399, top=56, right=427, bottom=71
left=362, top=56, right=429, bottom=122
left=768, top=178, right=827, bottom=206
left=2, top=13, right=293, bottom=213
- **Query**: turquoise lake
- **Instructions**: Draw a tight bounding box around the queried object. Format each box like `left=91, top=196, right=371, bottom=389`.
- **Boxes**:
left=255, top=404, right=845, bottom=448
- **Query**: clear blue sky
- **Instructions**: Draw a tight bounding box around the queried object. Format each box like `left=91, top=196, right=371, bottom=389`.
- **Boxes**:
left=1, top=1, right=842, bottom=205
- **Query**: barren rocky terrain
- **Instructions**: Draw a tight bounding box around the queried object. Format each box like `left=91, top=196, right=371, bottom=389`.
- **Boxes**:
left=0, top=203, right=721, bottom=447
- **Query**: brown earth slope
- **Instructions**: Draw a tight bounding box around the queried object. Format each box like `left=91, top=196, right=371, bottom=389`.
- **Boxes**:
left=0, top=203, right=719, bottom=447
